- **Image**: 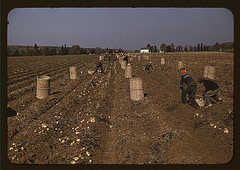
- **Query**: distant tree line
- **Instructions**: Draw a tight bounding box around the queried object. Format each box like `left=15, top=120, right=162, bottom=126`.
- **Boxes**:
left=8, top=42, right=233, bottom=57
left=7, top=44, right=125, bottom=57
left=144, top=42, right=233, bottom=53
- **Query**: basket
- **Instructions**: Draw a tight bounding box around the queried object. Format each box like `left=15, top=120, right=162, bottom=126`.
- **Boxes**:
left=88, top=70, right=95, bottom=74
left=195, top=95, right=205, bottom=107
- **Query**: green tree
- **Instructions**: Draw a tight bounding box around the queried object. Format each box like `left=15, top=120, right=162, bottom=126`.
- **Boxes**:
left=95, top=47, right=103, bottom=54
left=166, top=45, right=171, bottom=52
left=214, top=42, right=220, bottom=51
left=146, top=44, right=151, bottom=49
left=34, top=43, right=39, bottom=56
left=13, top=49, right=20, bottom=56
left=50, top=48, right=57, bottom=55
left=71, top=45, right=81, bottom=55
left=64, top=44, right=69, bottom=55
left=197, top=44, right=200, bottom=51
left=153, top=46, right=158, bottom=52
left=43, top=47, right=50, bottom=56
left=90, top=48, right=96, bottom=54
left=160, top=43, right=166, bottom=52
left=171, top=43, right=175, bottom=52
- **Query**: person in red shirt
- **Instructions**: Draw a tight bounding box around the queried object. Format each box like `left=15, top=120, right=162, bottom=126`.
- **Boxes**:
left=180, top=68, right=200, bottom=109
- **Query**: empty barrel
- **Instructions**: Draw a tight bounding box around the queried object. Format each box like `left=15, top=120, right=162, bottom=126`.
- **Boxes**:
left=138, top=56, right=141, bottom=61
left=178, top=61, right=184, bottom=70
left=119, top=57, right=123, bottom=63
left=120, top=61, right=126, bottom=69
left=36, top=75, right=50, bottom=99
left=161, top=58, right=165, bottom=64
left=204, top=66, right=215, bottom=80
left=125, top=64, right=132, bottom=78
left=70, top=66, right=78, bottom=79
left=203, top=66, right=209, bottom=78
left=129, top=78, right=144, bottom=101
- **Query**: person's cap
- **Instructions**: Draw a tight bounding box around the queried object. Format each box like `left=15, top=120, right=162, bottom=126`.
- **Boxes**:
left=181, top=68, right=187, bottom=75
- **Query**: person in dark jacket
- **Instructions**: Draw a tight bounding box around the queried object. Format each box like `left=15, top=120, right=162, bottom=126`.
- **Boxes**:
left=145, top=62, right=153, bottom=71
left=180, top=68, right=200, bottom=109
left=198, top=77, right=221, bottom=108
left=94, top=62, right=104, bottom=73
left=123, top=55, right=129, bottom=63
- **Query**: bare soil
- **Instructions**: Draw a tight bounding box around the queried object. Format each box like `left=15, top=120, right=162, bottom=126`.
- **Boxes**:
left=7, top=52, right=233, bottom=164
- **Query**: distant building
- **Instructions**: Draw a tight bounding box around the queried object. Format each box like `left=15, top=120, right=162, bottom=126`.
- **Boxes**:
left=140, top=48, right=150, bottom=53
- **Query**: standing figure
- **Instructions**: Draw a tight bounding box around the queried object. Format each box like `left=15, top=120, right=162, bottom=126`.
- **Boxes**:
left=123, top=55, right=129, bottom=63
left=198, top=77, right=222, bottom=108
left=180, top=68, right=200, bottom=109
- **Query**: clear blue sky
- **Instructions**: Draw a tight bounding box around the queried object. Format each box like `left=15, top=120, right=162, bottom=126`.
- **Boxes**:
left=7, top=8, right=233, bottom=50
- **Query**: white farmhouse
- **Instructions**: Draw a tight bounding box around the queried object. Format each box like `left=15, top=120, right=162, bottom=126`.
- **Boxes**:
left=140, top=48, right=150, bottom=53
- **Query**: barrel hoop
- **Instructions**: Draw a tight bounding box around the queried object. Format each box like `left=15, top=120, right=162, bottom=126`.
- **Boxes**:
left=130, top=89, right=143, bottom=91
left=37, top=88, right=50, bottom=90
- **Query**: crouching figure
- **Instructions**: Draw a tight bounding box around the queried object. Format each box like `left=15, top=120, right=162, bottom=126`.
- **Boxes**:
left=198, top=77, right=222, bottom=108
left=94, top=62, right=104, bottom=74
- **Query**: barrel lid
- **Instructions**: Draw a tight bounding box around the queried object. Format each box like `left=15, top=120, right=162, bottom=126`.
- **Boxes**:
left=37, top=75, right=50, bottom=80
left=129, top=78, right=142, bottom=81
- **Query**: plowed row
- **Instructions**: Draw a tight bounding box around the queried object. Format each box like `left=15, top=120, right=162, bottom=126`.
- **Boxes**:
left=7, top=52, right=234, bottom=164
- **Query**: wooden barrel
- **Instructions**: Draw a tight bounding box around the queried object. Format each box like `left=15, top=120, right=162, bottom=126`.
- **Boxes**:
left=204, top=66, right=215, bottom=80
left=119, top=57, right=123, bottom=63
left=138, top=56, right=141, bottom=61
left=70, top=66, right=78, bottom=79
left=129, top=78, right=144, bottom=101
left=120, top=61, right=126, bottom=69
left=178, top=61, right=184, bottom=70
left=36, top=75, right=50, bottom=99
left=208, top=66, right=215, bottom=80
left=125, top=65, right=132, bottom=78
left=203, top=66, right=209, bottom=78
left=161, top=58, right=165, bottom=64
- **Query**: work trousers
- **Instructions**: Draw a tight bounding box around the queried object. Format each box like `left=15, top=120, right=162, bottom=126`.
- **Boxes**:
left=181, top=84, right=199, bottom=107
left=204, top=89, right=220, bottom=106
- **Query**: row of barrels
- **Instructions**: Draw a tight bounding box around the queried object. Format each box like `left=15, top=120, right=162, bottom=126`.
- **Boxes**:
left=116, top=54, right=144, bottom=102
left=36, top=66, right=78, bottom=99
left=117, top=54, right=216, bottom=102
left=36, top=54, right=215, bottom=101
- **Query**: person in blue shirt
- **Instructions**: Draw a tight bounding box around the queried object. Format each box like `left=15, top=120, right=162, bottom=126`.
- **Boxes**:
left=145, top=62, right=153, bottom=71
left=180, top=68, right=200, bottom=109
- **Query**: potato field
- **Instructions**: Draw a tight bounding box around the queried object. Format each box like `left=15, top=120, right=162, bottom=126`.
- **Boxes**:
left=7, top=52, right=234, bottom=164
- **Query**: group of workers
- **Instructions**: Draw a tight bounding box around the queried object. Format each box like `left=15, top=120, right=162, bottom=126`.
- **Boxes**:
left=94, top=55, right=222, bottom=110
left=179, top=68, right=221, bottom=109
